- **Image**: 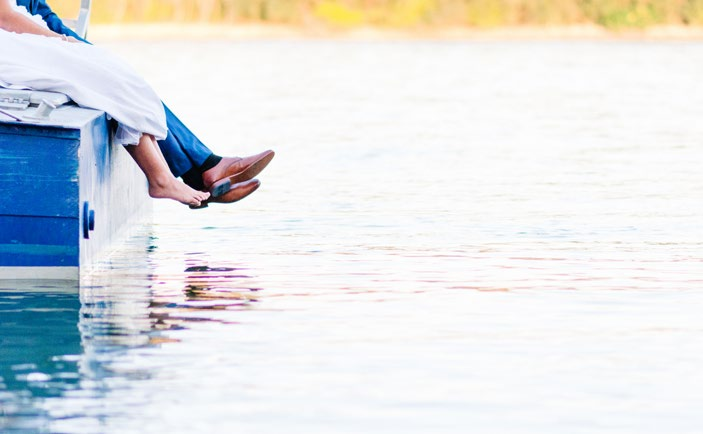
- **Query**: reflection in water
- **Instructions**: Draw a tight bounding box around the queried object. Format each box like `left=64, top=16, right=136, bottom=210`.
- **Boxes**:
left=0, top=233, right=261, bottom=432
left=150, top=262, right=260, bottom=333
left=0, top=283, right=81, bottom=432
left=2, top=40, right=703, bottom=433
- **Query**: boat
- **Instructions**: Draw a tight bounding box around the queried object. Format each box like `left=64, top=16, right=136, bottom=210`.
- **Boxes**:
left=0, top=1, right=151, bottom=279
left=0, top=92, right=152, bottom=279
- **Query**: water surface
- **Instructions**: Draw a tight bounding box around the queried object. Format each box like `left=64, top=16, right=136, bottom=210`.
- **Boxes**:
left=1, top=40, right=702, bottom=433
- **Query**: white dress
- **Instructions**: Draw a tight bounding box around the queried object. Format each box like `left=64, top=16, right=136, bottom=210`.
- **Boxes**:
left=0, top=1, right=167, bottom=145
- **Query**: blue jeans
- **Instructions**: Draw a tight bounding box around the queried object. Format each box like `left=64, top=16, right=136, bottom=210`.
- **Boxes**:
left=159, top=104, right=214, bottom=178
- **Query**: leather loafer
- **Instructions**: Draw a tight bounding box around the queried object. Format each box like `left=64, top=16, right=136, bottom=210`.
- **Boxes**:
left=207, top=150, right=274, bottom=197
left=190, top=179, right=261, bottom=209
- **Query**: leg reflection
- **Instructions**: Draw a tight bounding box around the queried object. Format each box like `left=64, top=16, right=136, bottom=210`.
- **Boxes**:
left=147, top=258, right=263, bottom=331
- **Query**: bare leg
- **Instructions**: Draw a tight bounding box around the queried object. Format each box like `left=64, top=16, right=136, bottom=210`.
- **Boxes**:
left=126, top=135, right=210, bottom=206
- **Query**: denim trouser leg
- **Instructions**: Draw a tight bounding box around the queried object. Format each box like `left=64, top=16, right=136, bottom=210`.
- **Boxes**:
left=158, top=103, right=213, bottom=178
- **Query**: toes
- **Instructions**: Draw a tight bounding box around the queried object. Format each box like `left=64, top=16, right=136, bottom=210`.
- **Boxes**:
left=192, top=192, right=209, bottom=206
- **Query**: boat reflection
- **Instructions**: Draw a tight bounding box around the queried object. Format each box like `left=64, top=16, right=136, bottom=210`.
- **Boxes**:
left=0, top=280, right=82, bottom=431
left=0, top=235, right=261, bottom=431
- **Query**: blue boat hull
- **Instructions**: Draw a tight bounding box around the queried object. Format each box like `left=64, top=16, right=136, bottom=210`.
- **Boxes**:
left=0, top=107, right=151, bottom=279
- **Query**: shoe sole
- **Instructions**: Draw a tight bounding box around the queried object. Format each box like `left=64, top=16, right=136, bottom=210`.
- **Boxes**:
left=190, top=179, right=261, bottom=210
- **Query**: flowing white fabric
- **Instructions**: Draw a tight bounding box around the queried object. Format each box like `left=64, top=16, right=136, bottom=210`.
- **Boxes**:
left=0, top=1, right=167, bottom=145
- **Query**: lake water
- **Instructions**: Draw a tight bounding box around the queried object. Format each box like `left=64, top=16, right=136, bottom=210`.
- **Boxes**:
left=1, top=39, right=702, bottom=433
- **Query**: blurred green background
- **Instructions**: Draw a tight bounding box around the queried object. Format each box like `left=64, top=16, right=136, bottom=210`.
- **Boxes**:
left=51, top=0, right=703, bottom=28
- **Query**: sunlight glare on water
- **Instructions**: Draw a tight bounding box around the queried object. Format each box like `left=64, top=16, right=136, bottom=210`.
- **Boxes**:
left=1, top=40, right=702, bottom=433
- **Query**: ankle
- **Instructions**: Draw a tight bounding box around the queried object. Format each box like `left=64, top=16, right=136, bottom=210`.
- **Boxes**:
left=182, top=167, right=206, bottom=191
left=200, top=155, right=224, bottom=176
left=148, top=173, right=176, bottom=190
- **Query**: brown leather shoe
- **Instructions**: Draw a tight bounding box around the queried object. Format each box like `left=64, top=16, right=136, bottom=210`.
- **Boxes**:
left=190, top=179, right=261, bottom=209
left=206, top=150, right=275, bottom=197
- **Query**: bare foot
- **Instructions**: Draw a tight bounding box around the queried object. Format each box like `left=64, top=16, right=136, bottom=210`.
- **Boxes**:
left=149, top=177, right=210, bottom=206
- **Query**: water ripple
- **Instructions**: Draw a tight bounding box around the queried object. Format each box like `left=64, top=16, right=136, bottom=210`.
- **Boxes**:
left=2, top=40, right=703, bottom=434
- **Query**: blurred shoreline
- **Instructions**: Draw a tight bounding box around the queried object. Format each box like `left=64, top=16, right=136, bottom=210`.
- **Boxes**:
left=90, top=23, right=703, bottom=42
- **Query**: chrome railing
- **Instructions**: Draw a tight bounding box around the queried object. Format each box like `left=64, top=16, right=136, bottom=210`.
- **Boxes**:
left=61, top=0, right=92, bottom=39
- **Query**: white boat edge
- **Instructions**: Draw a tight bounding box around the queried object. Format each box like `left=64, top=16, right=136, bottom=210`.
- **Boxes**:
left=0, top=267, right=79, bottom=280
